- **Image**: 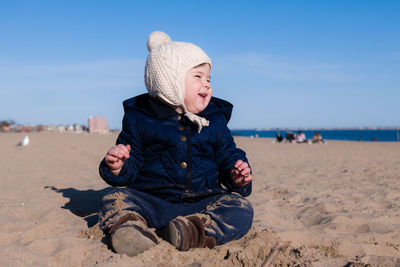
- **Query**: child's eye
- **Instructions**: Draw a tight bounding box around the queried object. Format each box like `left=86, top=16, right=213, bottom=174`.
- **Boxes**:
left=194, top=75, right=201, bottom=78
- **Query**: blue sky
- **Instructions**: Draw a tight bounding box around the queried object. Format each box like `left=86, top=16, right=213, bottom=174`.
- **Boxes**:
left=1, top=0, right=399, bottom=129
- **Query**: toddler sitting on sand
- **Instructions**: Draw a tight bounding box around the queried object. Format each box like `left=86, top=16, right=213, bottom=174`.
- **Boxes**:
left=98, top=31, right=253, bottom=256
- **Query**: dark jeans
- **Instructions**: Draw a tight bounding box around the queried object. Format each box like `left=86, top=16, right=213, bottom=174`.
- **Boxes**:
left=98, top=188, right=254, bottom=245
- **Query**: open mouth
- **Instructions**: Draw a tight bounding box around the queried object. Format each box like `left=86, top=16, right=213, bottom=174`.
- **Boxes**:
left=198, top=93, right=208, bottom=100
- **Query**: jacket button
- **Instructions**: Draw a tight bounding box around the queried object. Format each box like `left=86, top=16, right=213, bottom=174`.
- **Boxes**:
left=177, top=115, right=182, bottom=121
left=178, top=125, right=184, bottom=131
left=180, top=162, right=187, bottom=168
left=180, top=136, right=187, bottom=141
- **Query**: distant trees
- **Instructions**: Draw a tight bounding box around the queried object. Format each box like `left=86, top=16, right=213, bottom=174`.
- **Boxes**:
left=0, top=120, right=15, bottom=127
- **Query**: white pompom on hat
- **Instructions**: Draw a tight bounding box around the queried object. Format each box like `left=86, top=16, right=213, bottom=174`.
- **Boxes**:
left=144, top=31, right=212, bottom=133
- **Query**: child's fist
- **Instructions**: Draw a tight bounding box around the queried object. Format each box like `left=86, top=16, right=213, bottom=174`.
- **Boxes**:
left=230, top=160, right=252, bottom=187
left=105, top=144, right=131, bottom=176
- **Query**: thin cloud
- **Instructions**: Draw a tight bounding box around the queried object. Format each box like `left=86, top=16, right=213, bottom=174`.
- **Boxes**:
left=216, top=53, right=359, bottom=83
left=0, top=58, right=145, bottom=93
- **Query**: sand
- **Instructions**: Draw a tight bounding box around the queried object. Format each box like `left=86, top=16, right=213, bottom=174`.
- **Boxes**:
left=1, top=132, right=399, bottom=266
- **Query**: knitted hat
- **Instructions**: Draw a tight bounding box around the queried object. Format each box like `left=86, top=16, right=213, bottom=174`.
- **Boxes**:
left=145, top=31, right=212, bottom=133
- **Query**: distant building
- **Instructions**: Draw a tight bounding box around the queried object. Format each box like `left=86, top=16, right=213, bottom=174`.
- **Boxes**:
left=46, top=125, right=56, bottom=132
left=1, top=125, right=10, bottom=132
left=66, top=125, right=74, bottom=132
left=88, top=116, right=109, bottom=133
left=36, top=125, right=45, bottom=132
left=73, top=124, right=83, bottom=133
left=21, top=125, right=33, bottom=132
left=57, top=125, right=66, bottom=132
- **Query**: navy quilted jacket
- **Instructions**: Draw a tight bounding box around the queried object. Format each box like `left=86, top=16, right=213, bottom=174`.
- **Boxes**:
left=99, top=93, right=252, bottom=202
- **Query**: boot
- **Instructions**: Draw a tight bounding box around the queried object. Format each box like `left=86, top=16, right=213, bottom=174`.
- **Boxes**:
left=109, top=213, right=159, bottom=256
left=164, top=214, right=216, bottom=251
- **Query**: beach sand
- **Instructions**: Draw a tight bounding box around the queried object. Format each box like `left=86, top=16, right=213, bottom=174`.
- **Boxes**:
left=1, top=132, right=399, bottom=266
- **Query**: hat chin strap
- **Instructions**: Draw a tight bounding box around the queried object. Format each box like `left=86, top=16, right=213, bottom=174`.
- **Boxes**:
left=181, top=104, right=209, bottom=133
left=158, top=96, right=209, bottom=133
left=184, top=110, right=209, bottom=133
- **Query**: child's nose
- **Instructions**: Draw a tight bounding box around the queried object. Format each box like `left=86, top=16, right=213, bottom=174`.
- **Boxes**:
left=203, top=80, right=211, bottom=89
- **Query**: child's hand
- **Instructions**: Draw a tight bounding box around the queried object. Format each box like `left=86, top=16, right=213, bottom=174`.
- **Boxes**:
left=105, top=144, right=131, bottom=176
left=230, top=160, right=252, bottom=187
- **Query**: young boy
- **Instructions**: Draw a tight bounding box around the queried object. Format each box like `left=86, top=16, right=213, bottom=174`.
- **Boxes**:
left=98, top=31, right=253, bottom=256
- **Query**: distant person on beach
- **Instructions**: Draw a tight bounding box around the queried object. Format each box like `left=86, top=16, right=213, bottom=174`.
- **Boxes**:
left=296, top=131, right=307, bottom=143
left=286, top=132, right=296, bottom=143
left=275, top=132, right=283, bottom=143
left=98, top=31, right=253, bottom=257
left=312, top=132, right=325, bottom=144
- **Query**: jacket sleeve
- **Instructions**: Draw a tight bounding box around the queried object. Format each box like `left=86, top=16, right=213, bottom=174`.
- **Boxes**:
left=99, top=113, right=144, bottom=187
left=214, top=115, right=252, bottom=197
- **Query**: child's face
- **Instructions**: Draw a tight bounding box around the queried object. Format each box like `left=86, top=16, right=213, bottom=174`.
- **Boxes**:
left=184, top=63, right=212, bottom=114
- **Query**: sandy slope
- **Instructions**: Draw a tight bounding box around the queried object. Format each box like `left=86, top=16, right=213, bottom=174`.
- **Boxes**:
left=1, top=132, right=399, bottom=266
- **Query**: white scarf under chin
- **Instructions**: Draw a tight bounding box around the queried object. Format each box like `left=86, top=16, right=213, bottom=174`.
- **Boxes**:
left=184, top=110, right=209, bottom=133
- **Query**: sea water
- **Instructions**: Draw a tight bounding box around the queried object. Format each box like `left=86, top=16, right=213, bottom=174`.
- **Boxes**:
left=231, top=129, right=400, bottom=142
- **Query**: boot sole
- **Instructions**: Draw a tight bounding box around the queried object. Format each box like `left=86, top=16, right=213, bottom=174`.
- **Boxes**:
left=111, top=225, right=157, bottom=256
left=165, top=220, right=183, bottom=250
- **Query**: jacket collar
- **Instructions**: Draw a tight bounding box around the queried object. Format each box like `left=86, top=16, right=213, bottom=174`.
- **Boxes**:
left=123, top=93, right=233, bottom=122
left=148, top=96, right=178, bottom=119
